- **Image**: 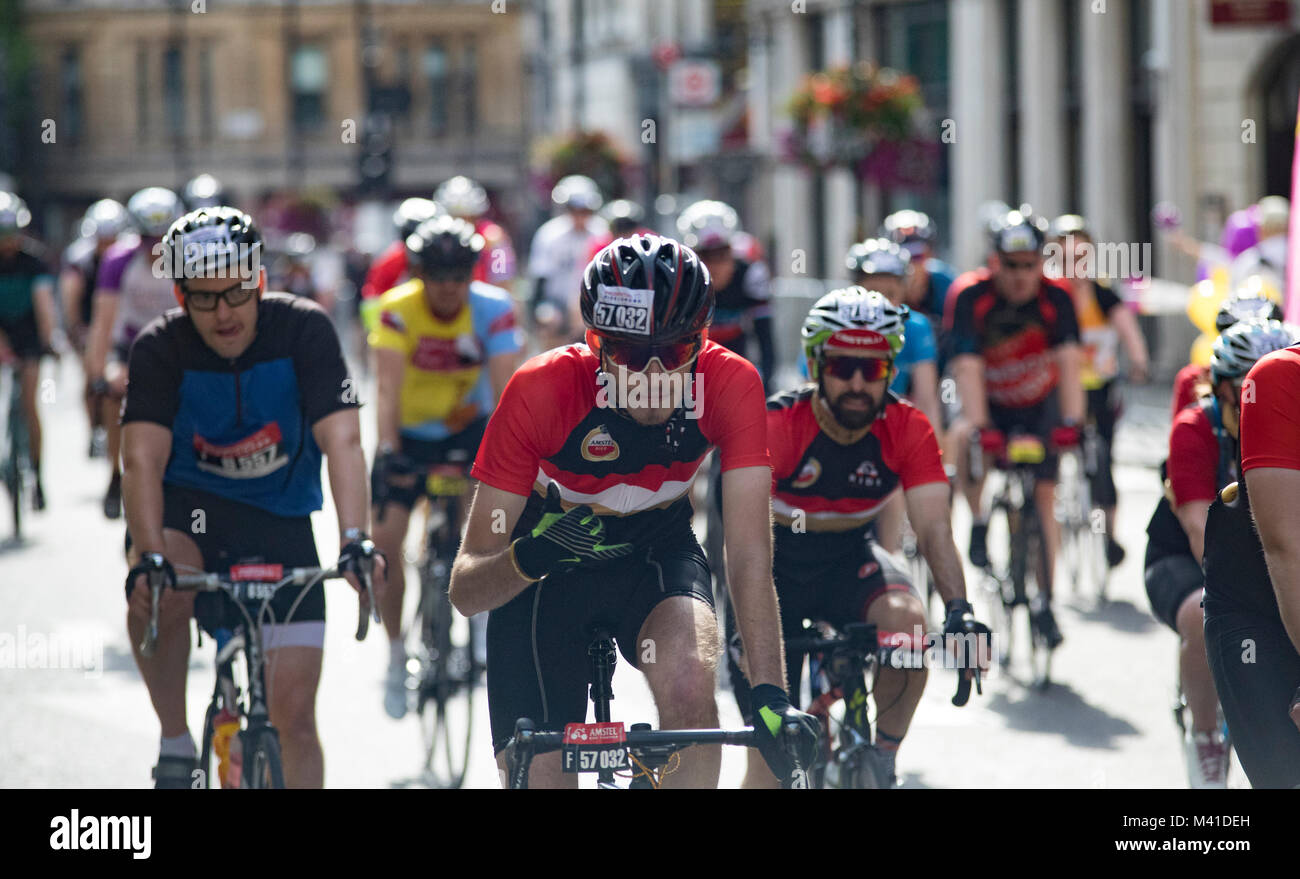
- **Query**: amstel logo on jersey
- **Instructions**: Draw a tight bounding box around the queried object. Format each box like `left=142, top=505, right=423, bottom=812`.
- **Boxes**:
left=581, top=426, right=620, bottom=463
left=791, top=457, right=822, bottom=489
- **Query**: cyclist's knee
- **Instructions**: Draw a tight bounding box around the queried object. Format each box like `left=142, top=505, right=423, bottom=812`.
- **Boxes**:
left=1175, top=592, right=1206, bottom=641
left=867, top=590, right=926, bottom=636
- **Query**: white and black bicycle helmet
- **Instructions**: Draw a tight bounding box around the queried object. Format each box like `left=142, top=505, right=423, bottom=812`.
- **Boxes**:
left=676, top=200, right=740, bottom=252
left=1210, top=319, right=1297, bottom=386
left=801, top=286, right=908, bottom=380
left=846, top=238, right=911, bottom=279
left=393, top=197, right=445, bottom=240
left=434, top=176, right=489, bottom=219
left=80, top=198, right=129, bottom=240
left=0, top=192, right=32, bottom=234
left=161, top=207, right=263, bottom=281
left=551, top=175, right=603, bottom=212
left=127, top=187, right=185, bottom=237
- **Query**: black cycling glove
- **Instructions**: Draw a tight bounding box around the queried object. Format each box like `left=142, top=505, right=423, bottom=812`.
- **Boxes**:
left=124, top=553, right=176, bottom=600
left=749, top=683, right=821, bottom=788
left=510, top=483, right=634, bottom=581
left=943, top=598, right=992, bottom=655
left=339, top=533, right=382, bottom=579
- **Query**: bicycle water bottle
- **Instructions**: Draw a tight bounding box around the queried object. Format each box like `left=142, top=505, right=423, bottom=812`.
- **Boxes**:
left=210, top=628, right=243, bottom=788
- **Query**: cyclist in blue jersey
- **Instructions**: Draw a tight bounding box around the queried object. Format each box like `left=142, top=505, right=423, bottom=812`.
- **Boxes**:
left=121, top=207, right=382, bottom=788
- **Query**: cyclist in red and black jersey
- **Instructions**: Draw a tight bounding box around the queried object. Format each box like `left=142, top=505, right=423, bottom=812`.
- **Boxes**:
left=1169, top=288, right=1281, bottom=418
left=727, top=286, right=988, bottom=788
left=946, top=206, right=1085, bottom=647
left=449, top=234, right=819, bottom=788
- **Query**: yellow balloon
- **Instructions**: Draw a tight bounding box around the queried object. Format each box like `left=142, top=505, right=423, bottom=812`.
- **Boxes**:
left=1190, top=332, right=1215, bottom=368
left=1186, top=278, right=1228, bottom=335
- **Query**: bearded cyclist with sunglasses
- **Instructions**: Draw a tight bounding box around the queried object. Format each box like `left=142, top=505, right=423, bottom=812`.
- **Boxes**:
left=728, top=287, right=988, bottom=788
left=368, top=215, right=522, bottom=718
left=449, top=233, right=819, bottom=788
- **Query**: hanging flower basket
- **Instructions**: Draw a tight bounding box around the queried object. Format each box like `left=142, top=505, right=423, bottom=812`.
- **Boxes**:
left=783, top=62, right=927, bottom=181
left=531, top=129, right=630, bottom=201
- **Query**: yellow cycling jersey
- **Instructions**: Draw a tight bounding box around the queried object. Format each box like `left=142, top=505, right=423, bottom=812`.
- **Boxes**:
left=369, top=279, right=521, bottom=440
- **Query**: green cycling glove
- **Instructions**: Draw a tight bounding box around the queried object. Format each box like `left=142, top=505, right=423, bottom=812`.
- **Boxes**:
left=510, top=483, right=634, bottom=581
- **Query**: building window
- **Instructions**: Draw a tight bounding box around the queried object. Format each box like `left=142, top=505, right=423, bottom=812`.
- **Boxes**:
left=460, top=41, right=478, bottom=135
left=61, top=47, right=83, bottom=143
left=164, top=45, right=185, bottom=137
left=424, top=43, right=449, bottom=136
left=199, top=46, right=214, bottom=139
left=136, top=46, right=149, bottom=139
left=291, top=45, right=329, bottom=133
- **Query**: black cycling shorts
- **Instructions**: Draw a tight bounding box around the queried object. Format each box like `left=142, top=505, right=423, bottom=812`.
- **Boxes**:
left=0, top=310, right=41, bottom=361
left=989, top=393, right=1061, bottom=481
left=127, top=483, right=324, bottom=635
left=487, top=538, right=714, bottom=753
left=372, top=418, right=488, bottom=512
left=1143, top=553, right=1202, bottom=631
left=727, top=537, right=916, bottom=724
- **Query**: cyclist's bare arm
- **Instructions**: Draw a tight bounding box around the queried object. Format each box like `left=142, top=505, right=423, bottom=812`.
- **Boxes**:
left=488, top=350, right=519, bottom=404
left=1054, top=342, right=1086, bottom=423
left=121, top=422, right=171, bottom=557
left=32, top=279, right=56, bottom=347
left=374, top=347, right=404, bottom=451
left=951, top=354, right=988, bottom=427
left=909, top=360, right=942, bottom=432
left=448, top=482, right=531, bottom=616
left=85, top=289, right=119, bottom=378
left=59, top=268, right=85, bottom=333
left=313, top=407, right=374, bottom=592
left=906, top=481, right=967, bottom=603
left=722, top=465, right=786, bottom=689
left=1173, top=499, right=1211, bottom=565
left=1245, top=468, right=1300, bottom=654
left=1108, top=304, right=1150, bottom=382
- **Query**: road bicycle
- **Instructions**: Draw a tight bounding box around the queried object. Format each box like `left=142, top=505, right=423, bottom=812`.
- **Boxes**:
left=1056, top=426, right=1109, bottom=604
left=502, top=625, right=815, bottom=789
left=787, top=620, right=979, bottom=788
left=139, top=561, right=378, bottom=789
left=410, top=461, right=479, bottom=789
left=972, top=431, right=1057, bottom=689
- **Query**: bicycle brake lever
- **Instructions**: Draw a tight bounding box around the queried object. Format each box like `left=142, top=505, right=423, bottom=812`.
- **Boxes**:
left=139, top=574, right=165, bottom=659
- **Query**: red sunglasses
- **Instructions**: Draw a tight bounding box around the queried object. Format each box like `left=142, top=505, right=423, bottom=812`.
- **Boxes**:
left=822, top=355, right=892, bottom=382
left=600, top=335, right=701, bottom=372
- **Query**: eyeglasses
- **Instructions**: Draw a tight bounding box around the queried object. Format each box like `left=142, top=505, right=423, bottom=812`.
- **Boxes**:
left=181, top=280, right=257, bottom=312
left=600, top=335, right=701, bottom=372
left=822, top=355, right=892, bottom=382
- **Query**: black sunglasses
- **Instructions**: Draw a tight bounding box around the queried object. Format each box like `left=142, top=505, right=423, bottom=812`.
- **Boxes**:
left=181, top=280, right=258, bottom=312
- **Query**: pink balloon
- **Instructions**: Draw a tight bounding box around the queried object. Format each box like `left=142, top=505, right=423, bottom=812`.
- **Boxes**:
left=1220, top=205, right=1260, bottom=257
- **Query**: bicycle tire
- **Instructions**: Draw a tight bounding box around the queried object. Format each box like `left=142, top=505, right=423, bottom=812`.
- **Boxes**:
left=242, top=727, right=285, bottom=789
left=4, top=455, right=19, bottom=540
left=847, top=750, right=884, bottom=790
left=199, top=700, right=218, bottom=790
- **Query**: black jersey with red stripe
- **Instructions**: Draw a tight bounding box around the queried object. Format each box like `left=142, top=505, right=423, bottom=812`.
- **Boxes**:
left=946, top=273, right=1079, bottom=408
left=472, top=339, right=770, bottom=546
left=767, top=387, right=947, bottom=552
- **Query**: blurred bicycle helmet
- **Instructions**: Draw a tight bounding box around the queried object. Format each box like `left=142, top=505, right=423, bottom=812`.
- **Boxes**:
left=393, top=197, right=444, bottom=240
left=1210, top=319, right=1297, bottom=386
left=182, top=174, right=229, bottom=210
left=801, top=286, right=908, bottom=379
left=990, top=205, right=1048, bottom=255
left=80, top=198, right=129, bottom=240
left=1215, top=293, right=1284, bottom=334
left=1049, top=213, right=1091, bottom=241
left=846, top=238, right=911, bottom=279
left=551, top=175, right=603, bottom=212
left=405, top=215, right=483, bottom=277
left=0, top=192, right=33, bottom=235
left=434, top=176, right=489, bottom=219
left=601, top=199, right=646, bottom=237
left=881, top=210, right=935, bottom=257
left=580, top=233, right=713, bottom=343
left=676, top=200, right=740, bottom=252
left=127, top=187, right=185, bottom=237
left=160, top=207, right=263, bottom=282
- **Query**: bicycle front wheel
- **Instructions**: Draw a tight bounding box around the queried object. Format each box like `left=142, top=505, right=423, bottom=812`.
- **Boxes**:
left=242, top=727, right=286, bottom=790
left=418, top=583, right=475, bottom=789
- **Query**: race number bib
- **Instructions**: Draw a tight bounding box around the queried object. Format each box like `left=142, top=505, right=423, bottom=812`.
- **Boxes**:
left=593, top=285, right=653, bottom=336
left=561, top=721, right=629, bottom=773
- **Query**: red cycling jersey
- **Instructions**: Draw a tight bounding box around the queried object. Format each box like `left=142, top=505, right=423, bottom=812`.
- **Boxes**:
left=1240, top=346, right=1300, bottom=473
left=1171, top=362, right=1208, bottom=418
left=766, top=388, right=947, bottom=533
left=1167, top=402, right=1221, bottom=507
left=472, top=340, right=770, bottom=544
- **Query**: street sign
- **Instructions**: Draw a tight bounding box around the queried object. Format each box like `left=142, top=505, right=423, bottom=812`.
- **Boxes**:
left=669, top=60, right=721, bottom=107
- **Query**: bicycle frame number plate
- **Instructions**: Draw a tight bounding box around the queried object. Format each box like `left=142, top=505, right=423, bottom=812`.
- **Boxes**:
left=561, top=722, right=628, bottom=773
left=426, top=467, right=470, bottom=498
left=1007, top=436, right=1046, bottom=465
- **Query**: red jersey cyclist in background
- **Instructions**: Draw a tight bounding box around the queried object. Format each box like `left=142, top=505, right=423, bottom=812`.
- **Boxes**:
left=449, top=234, right=819, bottom=788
